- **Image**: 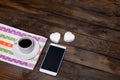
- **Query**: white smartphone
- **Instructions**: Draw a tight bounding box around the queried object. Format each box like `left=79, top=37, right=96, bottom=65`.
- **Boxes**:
left=40, top=43, right=66, bottom=76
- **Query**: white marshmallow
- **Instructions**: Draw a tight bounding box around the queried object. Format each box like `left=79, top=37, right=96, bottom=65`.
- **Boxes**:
left=64, top=32, right=75, bottom=42
left=50, top=32, right=61, bottom=43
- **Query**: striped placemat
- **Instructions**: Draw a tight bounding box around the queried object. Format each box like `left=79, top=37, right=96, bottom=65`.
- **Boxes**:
left=0, top=23, right=47, bottom=70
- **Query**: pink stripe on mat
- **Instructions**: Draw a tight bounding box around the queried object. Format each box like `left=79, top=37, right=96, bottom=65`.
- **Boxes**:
left=0, top=26, right=47, bottom=42
left=0, top=54, right=34, bottom=68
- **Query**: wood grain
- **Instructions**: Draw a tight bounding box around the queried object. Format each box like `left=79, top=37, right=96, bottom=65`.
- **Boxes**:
left=20, top=0, right=120, bottom=30
left=0, top=0, right=120, bottom=60
left=0, top=4, right=120, bottom=60
left=0, top=60, right=120, bottom=80
left=0, top=7, right=120, bottom=75
left=0, top=0, right=120, bottom=80
left=0, top=0, right=120, bottom=44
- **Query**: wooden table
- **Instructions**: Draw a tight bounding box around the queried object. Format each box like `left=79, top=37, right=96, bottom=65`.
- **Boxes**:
left=0, top=0, right=120, bottom=80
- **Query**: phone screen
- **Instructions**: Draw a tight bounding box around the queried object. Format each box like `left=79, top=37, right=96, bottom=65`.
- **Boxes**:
left=41, top=44, right=66, bottom=72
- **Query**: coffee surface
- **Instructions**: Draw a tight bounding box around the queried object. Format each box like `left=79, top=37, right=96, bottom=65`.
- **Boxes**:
left=19, top=39, right=32, bottom=48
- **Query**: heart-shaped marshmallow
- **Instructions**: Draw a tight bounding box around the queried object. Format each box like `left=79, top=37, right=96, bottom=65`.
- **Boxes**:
left=50, top=32, right=61, bottom=43
left=64, top=32, right=75, bottom=42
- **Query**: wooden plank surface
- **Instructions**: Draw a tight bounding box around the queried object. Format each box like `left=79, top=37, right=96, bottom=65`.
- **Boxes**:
left=0, top=60, right=120, bottom=80
left=0, top=0, right=120, bottom=80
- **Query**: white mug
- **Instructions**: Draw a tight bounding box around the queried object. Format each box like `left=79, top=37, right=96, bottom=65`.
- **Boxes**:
left=16, top=37, right=34, bottom=54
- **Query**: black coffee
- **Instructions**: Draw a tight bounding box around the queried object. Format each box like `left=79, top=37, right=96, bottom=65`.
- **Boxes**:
left=19, top=39, right=32, bottom=48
